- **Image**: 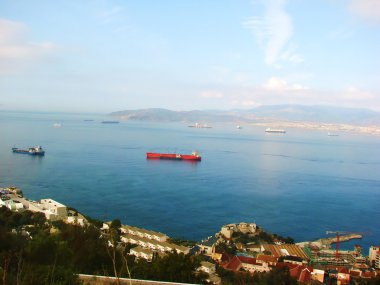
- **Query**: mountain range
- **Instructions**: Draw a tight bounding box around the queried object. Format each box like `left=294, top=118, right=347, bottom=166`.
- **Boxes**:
left=109, top=105, right=380, bottom=125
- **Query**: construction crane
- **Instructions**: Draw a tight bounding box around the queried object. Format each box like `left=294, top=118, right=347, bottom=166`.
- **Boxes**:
left=326, top=231, right=367, bottom=260
left=326, top=231, right=348, bottom=260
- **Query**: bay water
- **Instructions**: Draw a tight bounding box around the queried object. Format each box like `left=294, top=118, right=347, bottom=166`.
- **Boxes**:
left=1, top=111, right=379, bottom=252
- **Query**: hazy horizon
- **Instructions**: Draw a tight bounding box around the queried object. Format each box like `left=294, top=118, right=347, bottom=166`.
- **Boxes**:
left=2, top=103, right=380, bottom=115
left=1, top=1, right=380, bottom=113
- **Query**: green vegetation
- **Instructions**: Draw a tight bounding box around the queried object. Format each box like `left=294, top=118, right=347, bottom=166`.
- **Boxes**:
left=273, top=234, right=295, bottom=244
left=231, top=229, right=295, bottom=245
left=5, top=205, right=370, bottom=285
left=0, top=206, right=301, bottom=284
left=168, top=238, right=197, bottom=247
left=0, top=207, right=80, bottom=285
left=215, top=242, right=237, bottom=255
left=132, top=252, right=207, bottom=283
left=0, top=207, right=206, bottom=285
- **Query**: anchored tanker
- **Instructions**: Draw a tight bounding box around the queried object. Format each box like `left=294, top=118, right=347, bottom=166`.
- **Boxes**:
left=265, top=128, right=286, bottom=134
left=146, top=151, right=201, bottom=161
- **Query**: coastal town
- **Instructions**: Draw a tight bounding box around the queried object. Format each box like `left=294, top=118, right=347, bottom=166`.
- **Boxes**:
left=1, top=186, right=379, bottom=284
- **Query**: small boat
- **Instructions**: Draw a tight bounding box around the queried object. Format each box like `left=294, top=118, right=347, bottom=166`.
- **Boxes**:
left=53, top=123, right=62, bottom=128
left=146, top=151, right=201, bottom=161
left=12, top=146, right=45, bottom=156
left=265, top=128, right=286, bottom=133
left=101, top=121, right=119, bottom=124
left=188, top=123, right=212, bottom=128
left=236, top=125, right=242, bottom=129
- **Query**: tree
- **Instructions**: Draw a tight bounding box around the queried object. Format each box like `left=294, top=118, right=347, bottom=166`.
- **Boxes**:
left=110, top=219, right=121, bottom=230
left=106, top=220, right=122, bottom=285
left=215, top=242, right=237, bottom=255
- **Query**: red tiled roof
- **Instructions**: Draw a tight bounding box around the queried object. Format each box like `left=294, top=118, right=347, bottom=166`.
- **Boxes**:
left=350, top=270, right=361, bottom=277
left=362, top=271, right=376, bottom=279
left=256, top=254, right=277, bottom=263
left=289, top=266, right=303, bottom=279
left=221, top=253, right=234, bottom=263
left=223, top=255, right=260, bottom=271
left=299, top=268, right=311, bottom=283
left=276, top=262, right=314, bottom=282
left=237, top=256, right=256, bottom=265
left=224, top=256, right=242, bottom=271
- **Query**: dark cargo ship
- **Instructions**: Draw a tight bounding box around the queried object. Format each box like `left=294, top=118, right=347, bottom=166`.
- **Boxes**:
left=12, top=146, right=45, bottom=156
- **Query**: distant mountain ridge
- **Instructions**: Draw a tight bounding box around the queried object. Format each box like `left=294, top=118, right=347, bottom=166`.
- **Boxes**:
left=109, top=105, right=380, bottom=125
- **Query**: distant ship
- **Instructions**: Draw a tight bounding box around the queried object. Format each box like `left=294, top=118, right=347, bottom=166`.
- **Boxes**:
left=53, top=123, right=62, bottom=128
left=236, top=125, right=242, bottom=129
left=188, top=123, right=212, bottom=128
left=327, top=132, right=339, bottom=136
left=84, top=119, right=94, bottom=122
left=265, top=128, right=286, bottom=133
left=12, top=146, right=45, bottom=156
left=146, top=151, right=201, bottom=161
left=101, top=121, right=119, bottom=124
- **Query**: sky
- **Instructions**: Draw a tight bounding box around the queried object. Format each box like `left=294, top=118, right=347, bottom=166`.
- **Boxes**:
left=1, top=0, right=380, bottom=113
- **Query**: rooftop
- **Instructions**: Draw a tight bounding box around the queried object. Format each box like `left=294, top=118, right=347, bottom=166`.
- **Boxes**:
left=122, top=225, right=168, bottom=238
left=200, top=261, right=215, bottom=269
left=199, top=235, right=218, bottom=247
left=262, top=244, right=309, bottom=260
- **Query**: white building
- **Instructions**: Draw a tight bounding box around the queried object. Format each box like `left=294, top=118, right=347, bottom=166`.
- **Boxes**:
left=369, top=246, right=380, bottom=268
left=1, top=199, right=24, bottom=211
left=130, top=246, right=154, bottom=261
left=199, top=261, right=216, bottom=274
left=221, top=225, right=235, bottom=239
left=311, top=269, right=325, bottom=283
left=101, top=223, right=110, bottom=231
left=121, top=233, right=189, bottom=254
left=121, top=225, right=168, bottom=242
left=220, top=222, right=257, bottom=239
left=28, top=199, right=67, bottom=220
left=66, top=216, right=85, bottom=226
left=198, top=236, right=219, bottom=255
left=238, top=222, right=257, bottom=234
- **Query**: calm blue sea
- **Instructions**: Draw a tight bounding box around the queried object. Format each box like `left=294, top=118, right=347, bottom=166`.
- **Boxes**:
left=1, top=111, right=379, bottom=253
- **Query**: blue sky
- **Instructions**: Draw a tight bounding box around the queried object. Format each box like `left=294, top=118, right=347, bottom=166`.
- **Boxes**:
left=1, top=0, right=380, bottom=112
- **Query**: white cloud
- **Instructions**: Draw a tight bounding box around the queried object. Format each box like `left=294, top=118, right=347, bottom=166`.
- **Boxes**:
left=233, top=100, right=261, bottom=107
left=200, top=90, right=224, bottom=99
left=232, top=84, right=378, bottom=110
left=0, top=18, right=56, bottom=75
left=263, top=77, right=308, bottom=91
left=279, top=43, right=303, bottom=63
left=243, top=0, right=302, bottom=66
left=341, top=87, right=375, bottom=101
left=195, top=79, right=379, bottom=110
left=349, top=0, right=380, bottom=24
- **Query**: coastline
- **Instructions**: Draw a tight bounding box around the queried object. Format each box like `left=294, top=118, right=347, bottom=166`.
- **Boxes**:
left=251, top=121, right=380, bottom=136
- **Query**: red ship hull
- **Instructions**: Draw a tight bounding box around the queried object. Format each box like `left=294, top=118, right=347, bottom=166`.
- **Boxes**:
left=146, top=152, right=201, bottom=161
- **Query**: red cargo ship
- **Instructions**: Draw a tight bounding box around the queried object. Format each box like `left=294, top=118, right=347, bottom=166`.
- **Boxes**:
left=146, top=151, right=201, bottom=161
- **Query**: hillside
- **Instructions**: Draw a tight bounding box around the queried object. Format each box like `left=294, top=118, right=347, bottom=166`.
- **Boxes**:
left=109, top=105, right=380, bottom=125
